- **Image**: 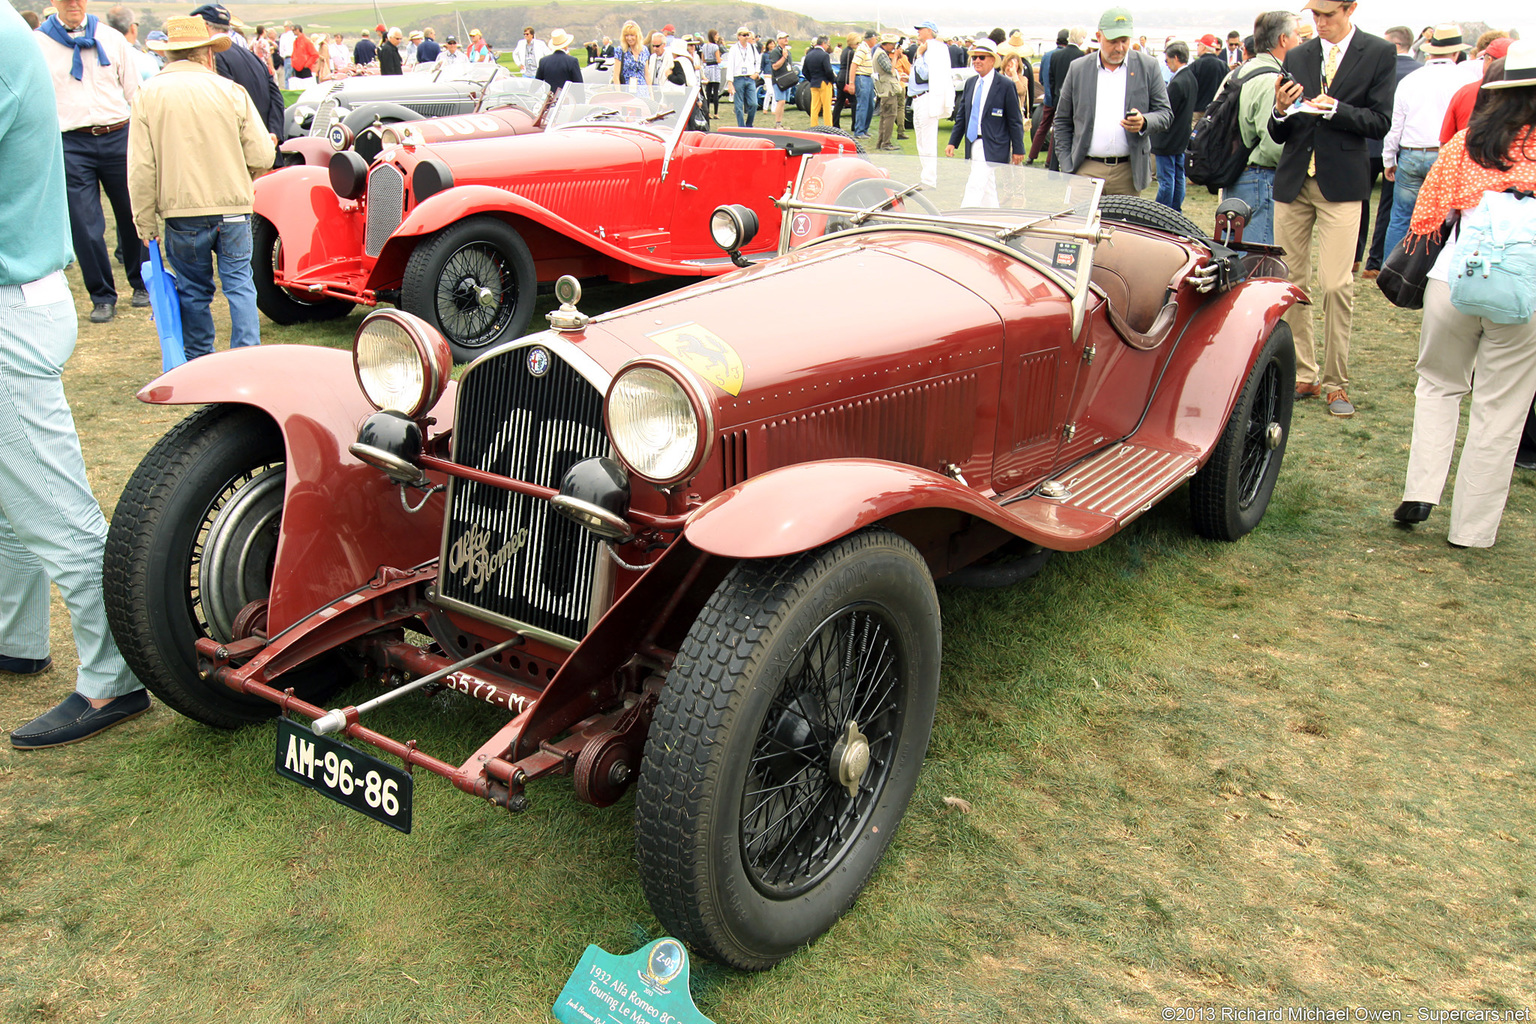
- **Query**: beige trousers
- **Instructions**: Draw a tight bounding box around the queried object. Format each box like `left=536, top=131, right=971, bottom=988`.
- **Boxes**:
left=1402, top=279, right=1536, bottom=547
left=1275, top=177, right=1361, bottom=392
left=1077, top=158, right=1138, bottom=196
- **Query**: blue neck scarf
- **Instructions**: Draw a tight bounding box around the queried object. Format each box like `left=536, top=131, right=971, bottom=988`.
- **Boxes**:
left=39, top=14, right=112, bottom=81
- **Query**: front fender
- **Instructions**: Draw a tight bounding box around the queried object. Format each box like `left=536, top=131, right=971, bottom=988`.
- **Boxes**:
left=137, top=345, right=456, bottom=635
left=252, top=165, right=362, bottom=274
left=683, top=459, right=1025, bottom=560
left=277, top=137, right=335, bottom=167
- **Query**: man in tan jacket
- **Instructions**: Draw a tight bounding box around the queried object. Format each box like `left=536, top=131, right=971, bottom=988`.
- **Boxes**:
left=127, top=16, right=274, bottom=360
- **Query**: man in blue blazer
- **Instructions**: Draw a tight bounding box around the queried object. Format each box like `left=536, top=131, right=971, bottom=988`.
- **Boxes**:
left=1051, top=7, right=1173, bottom=194
left=945, top=39, right=1025, bottom=205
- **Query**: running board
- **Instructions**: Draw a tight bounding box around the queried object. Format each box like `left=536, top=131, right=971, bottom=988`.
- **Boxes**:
left=1000, top=443, right=1199, bottom=551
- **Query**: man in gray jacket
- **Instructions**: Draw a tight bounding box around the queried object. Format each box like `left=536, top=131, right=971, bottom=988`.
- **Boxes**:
left=1051, top=7, right=1172, bottom=194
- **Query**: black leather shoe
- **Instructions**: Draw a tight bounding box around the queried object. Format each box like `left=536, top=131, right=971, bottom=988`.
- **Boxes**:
left=10, top=690, right=151, bottom=749
left=1394, top=501, right=1434, bottom=525
left=0, top=654, right=53, bottom=674
left=131, top=287, right=151, bottom=307
left=89, top=303, right=116, bottom=323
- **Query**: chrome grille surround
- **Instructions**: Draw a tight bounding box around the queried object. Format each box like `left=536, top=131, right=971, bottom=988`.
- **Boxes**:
left=435, top=338, right=614, bottom=648
left=364, top=163, right=405, bottom=257
left=307, top=95, right=339, bottom=137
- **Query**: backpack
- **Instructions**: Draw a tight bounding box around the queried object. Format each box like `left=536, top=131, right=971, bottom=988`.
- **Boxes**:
left=1185, top=64, right=1279, bottom=192
left=1447, top=188, right=1536, bottom=324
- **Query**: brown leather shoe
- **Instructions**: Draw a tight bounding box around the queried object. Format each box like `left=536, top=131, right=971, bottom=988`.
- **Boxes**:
left=1362, top=269, right=1380, bottom=280
left=1295, top=382, right=1322, bottom=399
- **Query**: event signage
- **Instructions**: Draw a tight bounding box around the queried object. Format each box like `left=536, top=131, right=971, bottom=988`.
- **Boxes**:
left=552, top=938, right=715, bottom=1024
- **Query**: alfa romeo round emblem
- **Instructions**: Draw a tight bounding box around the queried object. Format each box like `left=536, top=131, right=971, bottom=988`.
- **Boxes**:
left=526, top=346, right=550, bottom=377
left=327, top=124, right=349, bottom=150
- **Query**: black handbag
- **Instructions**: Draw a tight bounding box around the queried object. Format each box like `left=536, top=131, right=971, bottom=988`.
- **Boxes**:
left=1377, top=212, right=1458, bottom=310
left=773, top=51, right=798, bottom=90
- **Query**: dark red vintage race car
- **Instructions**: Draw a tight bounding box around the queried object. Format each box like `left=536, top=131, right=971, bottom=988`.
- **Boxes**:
left=254, top=81, right=857, bottom=362
left=106, top=158, right=1302, bottom=971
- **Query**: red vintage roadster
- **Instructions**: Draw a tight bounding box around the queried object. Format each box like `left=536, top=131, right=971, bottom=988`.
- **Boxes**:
left=105, top=157, right=1302, bottom=971
left=254, top=81, right=857, bottom=361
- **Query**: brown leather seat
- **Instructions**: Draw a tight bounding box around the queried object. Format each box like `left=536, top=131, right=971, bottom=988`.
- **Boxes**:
left=1089, top=227, right=1197, bottom=351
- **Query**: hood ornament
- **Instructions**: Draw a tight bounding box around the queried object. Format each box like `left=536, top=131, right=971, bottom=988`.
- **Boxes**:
left=546, top=275, right=588, bottom=332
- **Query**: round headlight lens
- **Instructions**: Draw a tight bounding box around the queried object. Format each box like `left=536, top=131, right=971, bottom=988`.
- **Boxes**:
left=710, top=208, right=742, bottom=250
left=353, top=310, right=449, bottom=418
left=607, top=366, right=701, bottom=483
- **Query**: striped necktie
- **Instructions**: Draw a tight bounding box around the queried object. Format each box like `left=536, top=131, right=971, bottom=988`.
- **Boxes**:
left=1308, top=44, right=1342, bottom=177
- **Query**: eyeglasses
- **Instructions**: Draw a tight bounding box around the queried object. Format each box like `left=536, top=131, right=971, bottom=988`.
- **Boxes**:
left=971, top=55, right=993, bottom=62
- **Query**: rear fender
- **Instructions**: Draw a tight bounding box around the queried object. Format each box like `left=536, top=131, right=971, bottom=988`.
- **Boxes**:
left=1138, top=279, right=1305, bottom=459
left=277, top=137, right=334, bottom=167
left=682, top=459, right=1039, bottom=565
left=252, top=166, right=363, bottom=273
left=136, top=345, right=456, bottom=635
left=368, top=184, right=709, bottom=288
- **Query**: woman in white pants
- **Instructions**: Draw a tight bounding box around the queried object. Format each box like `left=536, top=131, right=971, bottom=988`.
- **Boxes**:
left=1396, top=42, right=1536, bottom=547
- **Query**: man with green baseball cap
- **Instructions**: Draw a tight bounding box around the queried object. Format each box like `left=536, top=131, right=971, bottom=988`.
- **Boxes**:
left=1052, top=5, right=1172, bottom=194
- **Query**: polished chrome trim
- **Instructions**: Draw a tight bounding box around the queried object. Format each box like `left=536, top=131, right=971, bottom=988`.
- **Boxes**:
left=605, top=354, right=715, bottom=487
left=427, top=592, right=582, bottom=651
left=458, top=330, right=614, bottom=397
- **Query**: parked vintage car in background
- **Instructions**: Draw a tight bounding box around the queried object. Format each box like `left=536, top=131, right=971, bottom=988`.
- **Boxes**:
left=254, top=81, right=856, bottom=361
left=279, top=76, right=551, bottom=167
left=282, top=61, right=539, bottom=142
left=105, top=156, right=1302, bottom=973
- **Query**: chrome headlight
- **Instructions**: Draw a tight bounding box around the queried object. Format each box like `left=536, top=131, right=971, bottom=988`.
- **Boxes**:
left=709, top=204, right=759, bottom=252
left=352, top=309, right=452, bottom=418
left=605, top=361, right=711, bottom=485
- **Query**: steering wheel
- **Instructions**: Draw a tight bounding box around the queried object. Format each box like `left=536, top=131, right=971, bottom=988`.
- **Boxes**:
left=824, top=178, right=941, bottom=235
left=582, top=91, right=652, bottom=121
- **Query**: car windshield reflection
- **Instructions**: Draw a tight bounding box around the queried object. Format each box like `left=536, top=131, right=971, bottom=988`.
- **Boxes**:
left=548, top=82, right=694, bottom=136
left=480, top=77, right=552, bottom=117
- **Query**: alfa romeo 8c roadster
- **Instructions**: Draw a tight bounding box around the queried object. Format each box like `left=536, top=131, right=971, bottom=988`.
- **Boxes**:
left=105, top=155, right=1303, bottom=971
left=253, top=81, right=859, bottom=362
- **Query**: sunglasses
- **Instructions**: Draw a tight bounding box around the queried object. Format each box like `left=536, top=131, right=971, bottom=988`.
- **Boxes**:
left=971, top=54, right=993, bottom=62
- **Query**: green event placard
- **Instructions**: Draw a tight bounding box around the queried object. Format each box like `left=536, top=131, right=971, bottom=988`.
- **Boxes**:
left=552, top=938, right=716, bottom=1024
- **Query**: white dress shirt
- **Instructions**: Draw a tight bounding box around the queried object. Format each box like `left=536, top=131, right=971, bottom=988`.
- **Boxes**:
left=1383, top=57, right=1465, bottom=167
left=724, top=42, right=759, bottom=81
left=1088, top=58, right=1130, bottom=158
left=35, top=19, right=138, bottom=131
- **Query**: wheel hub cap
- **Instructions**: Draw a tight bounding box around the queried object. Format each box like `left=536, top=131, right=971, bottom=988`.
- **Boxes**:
left=830, top=721, right=871, bottom=799
left=1266, top=422, right=1283, bottom=450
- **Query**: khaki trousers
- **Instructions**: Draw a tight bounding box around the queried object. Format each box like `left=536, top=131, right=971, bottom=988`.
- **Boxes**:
left=1401, top=279, right=1536, bottom=547
left=1275, top=177, right=1360, bottom=391
left=1077, top=158, right=1138, bottom=196
left=808, top=83, right=833, bottom=126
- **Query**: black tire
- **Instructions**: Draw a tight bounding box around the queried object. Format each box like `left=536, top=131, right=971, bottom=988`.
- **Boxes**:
left=1190, top=321, right=1294, bottom=541
left=795, top=81, right=810, bottom=113
left=103, top=405, right=347, bottom=728
left=635, top=529, right=941, bottom=970
left=401, top=214, right=537, bottom=363
left=1521, top=399, right=1536, bottom=457
left=1098, top=194, right=1209, bottom=242
left=252, top=215, right=355, bottom=325
left=805, top=124, right=865, bottom=155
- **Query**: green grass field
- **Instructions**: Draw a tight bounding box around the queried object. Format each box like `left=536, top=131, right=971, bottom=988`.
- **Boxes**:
left=1, top=163, right=1534, bottom=1022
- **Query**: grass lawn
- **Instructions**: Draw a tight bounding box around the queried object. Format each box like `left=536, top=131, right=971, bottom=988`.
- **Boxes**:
left=1, top=168, right=1533, bottom=1022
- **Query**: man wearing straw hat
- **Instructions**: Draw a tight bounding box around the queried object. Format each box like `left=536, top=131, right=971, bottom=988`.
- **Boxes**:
left=536, top=29, right=581, bottom=95
left=945, top=38, right=1026, bottom=206
left=1380, top=23, right=1471, bottom=259
left=127, top=16, right=275, bottom=362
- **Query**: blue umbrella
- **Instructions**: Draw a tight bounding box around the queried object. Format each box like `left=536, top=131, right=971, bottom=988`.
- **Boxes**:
left=141, top=240, right=185, bottom=372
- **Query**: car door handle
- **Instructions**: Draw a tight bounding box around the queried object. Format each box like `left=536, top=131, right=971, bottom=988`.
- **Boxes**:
left=680, top=182, right=699, bottom=191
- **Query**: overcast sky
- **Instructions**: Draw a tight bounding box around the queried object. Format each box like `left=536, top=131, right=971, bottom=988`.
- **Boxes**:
left=792, top=1, right=1529, bottom=42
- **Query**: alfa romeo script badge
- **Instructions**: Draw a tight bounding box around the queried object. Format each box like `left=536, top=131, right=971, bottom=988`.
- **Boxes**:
left=526, top=346, right=550, bottom=377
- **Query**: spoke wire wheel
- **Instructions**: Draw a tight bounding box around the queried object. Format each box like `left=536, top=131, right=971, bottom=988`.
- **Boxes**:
left=1237, top=358, right=1281, bottom=510
left=635, top=528, right=940, bottom=970
left=741, top=603, right=905, bottom=897
left=196, top=463, right=285, bottom=644
left=435, top=241, right=514, bottom=348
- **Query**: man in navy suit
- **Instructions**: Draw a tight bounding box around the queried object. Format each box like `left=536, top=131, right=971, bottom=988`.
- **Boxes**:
left=945, top=39, right=1025, bottom=206
left=1268, top=0, right=1395, bottom=418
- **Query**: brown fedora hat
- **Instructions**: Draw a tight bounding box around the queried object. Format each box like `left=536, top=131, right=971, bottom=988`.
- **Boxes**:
left=147, top=15, right=232, bottom=52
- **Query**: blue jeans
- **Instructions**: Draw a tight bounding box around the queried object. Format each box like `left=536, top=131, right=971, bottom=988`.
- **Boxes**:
left=162, top=214, right=261, bottom=360
left=854, top=75, right=873, bottom=136
left=732, top=76, right=758, bottom=127
left=1155, top=153, right=1186, bottom=212
left=0, top=274, right=139, bottom=700
left=1229, top=165, right=1276, bottom=245
left=1384, top=149, right=1438, bottom=262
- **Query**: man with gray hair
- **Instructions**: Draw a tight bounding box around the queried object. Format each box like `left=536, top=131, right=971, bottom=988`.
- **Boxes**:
left=1227, top=11, right=1301, bottom=243
left=378, top=26, right=403, bottom=74
left=105, top=4, right=160, bottom=78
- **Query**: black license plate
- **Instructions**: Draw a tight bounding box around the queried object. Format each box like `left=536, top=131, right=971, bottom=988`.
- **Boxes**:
left=275, top=719, right=413, bottom=833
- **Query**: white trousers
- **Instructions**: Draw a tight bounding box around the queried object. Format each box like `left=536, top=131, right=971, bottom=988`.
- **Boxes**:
left=1402, top=279, right=1536, bottom=547
left=912, top=91, right=946, bottom=188
left=962, top=151, right=1000, bottom=208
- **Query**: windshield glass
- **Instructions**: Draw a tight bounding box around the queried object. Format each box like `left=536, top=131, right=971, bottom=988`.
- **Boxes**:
left=481, top=76, right=551, bottom=117
left=435, top=62, right=502, bottom=86
left=547, top=82, right=694, bottom=135
left=786, top=154, right=1103, bottom=284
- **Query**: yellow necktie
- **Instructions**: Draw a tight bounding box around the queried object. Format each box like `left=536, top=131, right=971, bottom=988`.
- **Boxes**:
left=1308, top=44, right=1341, bottom=177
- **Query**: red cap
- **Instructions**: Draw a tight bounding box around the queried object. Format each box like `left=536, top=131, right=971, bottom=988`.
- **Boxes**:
left=1198, top=33, right=1221, bottom=48
left=1484, top=37, right=1512, bottom=59
left=663, top=24, right=674, bottom=32
left=375, top=23, right=385, bottom=34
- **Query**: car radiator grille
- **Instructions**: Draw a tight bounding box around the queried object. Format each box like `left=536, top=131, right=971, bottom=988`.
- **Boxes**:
left=364, top=163, right=405, bottom=257
left=307, top=96, right=339, bottom=137
left=436, top=346, right=607, bottom=646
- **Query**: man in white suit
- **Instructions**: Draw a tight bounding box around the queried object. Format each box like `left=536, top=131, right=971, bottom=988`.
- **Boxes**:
left=908, top=19, right=953, bottom=187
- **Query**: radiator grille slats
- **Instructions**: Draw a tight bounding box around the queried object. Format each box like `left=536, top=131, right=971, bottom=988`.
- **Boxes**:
left=364, top=163, right=405, bottom=257
left=308, top=96, right=338, bottom=137
left=438, top=348, right=607, bottom=644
